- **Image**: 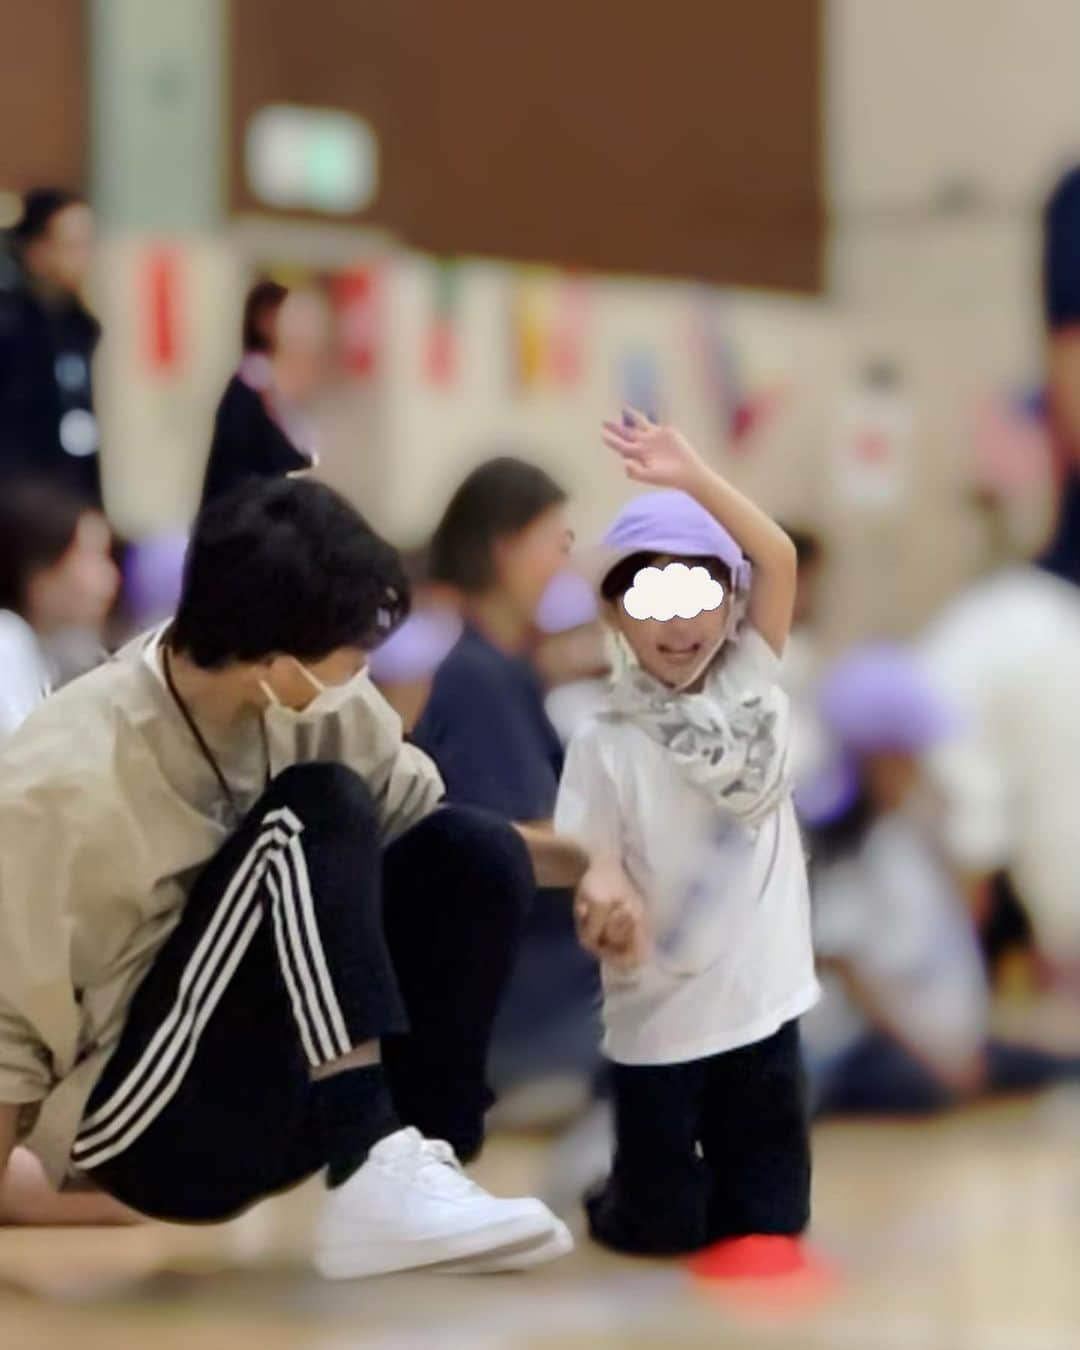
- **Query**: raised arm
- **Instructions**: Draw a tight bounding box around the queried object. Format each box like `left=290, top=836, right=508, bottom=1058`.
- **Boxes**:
left=601, top=411, right=798, bottom=657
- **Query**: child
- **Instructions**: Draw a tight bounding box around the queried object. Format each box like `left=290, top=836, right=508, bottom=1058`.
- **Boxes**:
left=554, top=411, right=819, bottom=1257
left=801, top=644, right=1080, bottom=1114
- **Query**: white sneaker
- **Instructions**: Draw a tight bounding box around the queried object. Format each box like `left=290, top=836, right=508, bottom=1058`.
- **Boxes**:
left=428, top=1219, right=574, bottom=1275
left=313, top=1127, right=562, bottom=1279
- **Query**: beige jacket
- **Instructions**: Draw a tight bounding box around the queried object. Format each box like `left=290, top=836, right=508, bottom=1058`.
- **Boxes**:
left=0, top=633, right=443, bottom=1187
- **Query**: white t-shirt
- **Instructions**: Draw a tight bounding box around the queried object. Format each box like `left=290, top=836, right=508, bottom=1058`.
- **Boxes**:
left=554, top=628, right=819, bottom=1066
left=802, top=812, right=989, bottom=1071
left=919, top=566, right=1080, bottom=958
left=0, top=610, right=51, bottom=745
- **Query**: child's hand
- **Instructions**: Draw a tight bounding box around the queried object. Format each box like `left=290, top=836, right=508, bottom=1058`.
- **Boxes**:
left=601, top=409, right=708, bottom=494
left=575, top=860, right=650, bottom=970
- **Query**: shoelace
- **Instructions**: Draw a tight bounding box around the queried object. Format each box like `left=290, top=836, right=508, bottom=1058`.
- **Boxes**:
left=382, top=1132, right=482, bottom=1198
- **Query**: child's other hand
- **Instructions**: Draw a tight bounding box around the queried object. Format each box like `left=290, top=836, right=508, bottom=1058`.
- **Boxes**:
left=601, top=409, right=708, bottom=494
left=575, top=860, right=649, bottom=970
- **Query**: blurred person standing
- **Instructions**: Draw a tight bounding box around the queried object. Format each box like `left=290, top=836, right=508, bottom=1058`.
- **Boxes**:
left=198, top=281, right=324, bottom=511
left=0, top=478, right=119, bottom=743
left=0, top=190, right=102, bottom=507
left=907, top=168, right=1080, bottom=981
left=1040, top=165, right=1080, bottom=585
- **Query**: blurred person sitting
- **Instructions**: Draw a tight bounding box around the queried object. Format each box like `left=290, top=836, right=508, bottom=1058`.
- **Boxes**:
left=532, top=569, right=609, bottom=747
left=198, top=281, right=324, bottom=511
left=0, top=189, right=102, bottom=508
left=801, top=645, right=1080, bottom=1116
left=414, top=458, right=603, bottom=1111
left=0, top=477, right=128, bottom=1224
left=0, top=478, right=118, bottom=743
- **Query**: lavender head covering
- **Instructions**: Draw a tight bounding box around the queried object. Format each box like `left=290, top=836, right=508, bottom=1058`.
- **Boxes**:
left=795, top=643, right=961, bottom=827
left=367, top=608, right=462, bottom=684
left=123, top=531, right=189, bottom=627
left=819, top=643, right=961, bottom=754
left=592, top=490, right=752, bottom=594
left=535, top=570, right=599, bottom=634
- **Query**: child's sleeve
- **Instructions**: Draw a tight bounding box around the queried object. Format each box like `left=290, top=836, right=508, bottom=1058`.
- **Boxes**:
left=554, top=723, right=622, bottom=859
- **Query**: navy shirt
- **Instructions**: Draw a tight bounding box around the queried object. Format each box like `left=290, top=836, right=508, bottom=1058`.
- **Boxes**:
left=199, top=374, right=311, bottom=512
left=414, top=625, right=563, bottom=820
left=0, top=260, right=102, bottom=507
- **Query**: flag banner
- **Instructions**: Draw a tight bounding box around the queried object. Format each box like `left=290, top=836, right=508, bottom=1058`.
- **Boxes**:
left=332, top=265, right=382, bottom=378
left=424, top=259, right=461, bottom=387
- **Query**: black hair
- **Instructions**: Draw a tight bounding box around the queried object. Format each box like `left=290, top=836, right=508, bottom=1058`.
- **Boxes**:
left=242, top=279, right=288, bottom=355
left=12, top=188, right=85, bottom=246
left=600, top=551, right=733, bottom=603
left=783, top=526, right=823, bottom=569
left=0, top=478, right=87, bottom=616
left=428, top=456, right=566, bottom=594
left=171, top=478, right=410, bottom=668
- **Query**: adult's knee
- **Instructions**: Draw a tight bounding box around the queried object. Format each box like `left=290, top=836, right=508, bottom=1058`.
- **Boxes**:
left=400, top=805, right=535, bottom=919
left=267, top=762, right=379, bottom=838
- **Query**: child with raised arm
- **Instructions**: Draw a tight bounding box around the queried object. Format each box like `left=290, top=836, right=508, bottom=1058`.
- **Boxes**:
left=555, top=411, right=819, bottom=1258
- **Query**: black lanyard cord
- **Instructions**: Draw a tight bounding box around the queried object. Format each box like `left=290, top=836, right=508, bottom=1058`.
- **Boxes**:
left=161, top=639, right=270, bottom=824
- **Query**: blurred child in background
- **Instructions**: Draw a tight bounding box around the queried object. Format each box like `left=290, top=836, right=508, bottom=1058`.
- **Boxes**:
left=555, top=411, right=817, bottom=1259
left=0, top=476, right=128, bottom=1224
left=801, top=644, right=1080, bottom=1115
left=0, top=478, right=118, bottom=742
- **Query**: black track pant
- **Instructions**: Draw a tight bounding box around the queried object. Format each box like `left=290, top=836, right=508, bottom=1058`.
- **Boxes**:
left=72, top=763, right=533, bottom=1221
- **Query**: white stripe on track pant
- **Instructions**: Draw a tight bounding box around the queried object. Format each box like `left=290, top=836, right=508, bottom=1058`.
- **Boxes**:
left=72, top=806, right=354, bottom=1172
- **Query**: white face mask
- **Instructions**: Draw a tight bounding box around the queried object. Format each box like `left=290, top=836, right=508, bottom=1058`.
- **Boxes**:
left=259, top=657, right=368, bottom=724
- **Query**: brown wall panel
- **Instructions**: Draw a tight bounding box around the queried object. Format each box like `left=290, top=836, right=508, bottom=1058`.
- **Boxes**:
left=230, top=0, right=823, bottom=291
left=0, top=0, right=88, bottom=193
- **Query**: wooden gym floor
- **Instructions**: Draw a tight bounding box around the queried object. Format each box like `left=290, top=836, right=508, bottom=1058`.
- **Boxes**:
left=2, top=1083, right=1080, bottom=1350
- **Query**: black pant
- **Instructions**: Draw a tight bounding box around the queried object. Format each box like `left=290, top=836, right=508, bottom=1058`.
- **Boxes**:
left=587, top=1021, right=811, bottom=1256
left=814, top=1031, right=1080, bottom=1116
left=72, top=764, right=533, bottom=1222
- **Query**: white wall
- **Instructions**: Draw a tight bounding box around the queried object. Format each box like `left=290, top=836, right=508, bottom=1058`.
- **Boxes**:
left=92, top=0, right=1079, bottom=640
left=827, top=0, right=1080, bottom=356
